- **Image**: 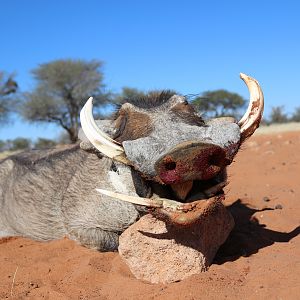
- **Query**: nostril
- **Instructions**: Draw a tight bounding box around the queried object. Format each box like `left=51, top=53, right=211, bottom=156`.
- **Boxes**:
left=164, top=161, right=177, bottom=171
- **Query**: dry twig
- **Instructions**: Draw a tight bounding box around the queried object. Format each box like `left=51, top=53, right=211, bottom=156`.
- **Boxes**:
left=10, top=266, right=18, bottom=297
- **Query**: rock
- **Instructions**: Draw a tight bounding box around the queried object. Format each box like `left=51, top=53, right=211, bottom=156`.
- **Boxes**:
left=118, top=201, right=234, bottom=284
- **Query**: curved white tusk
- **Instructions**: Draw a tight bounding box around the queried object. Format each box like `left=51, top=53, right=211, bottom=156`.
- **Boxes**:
left=96, top=188, right=184, bottom=211
left=96, top=188, right=164, bottom=208
left=80, top=97, right=129, bottom=164
left=238, top=73, right=264, bottom=141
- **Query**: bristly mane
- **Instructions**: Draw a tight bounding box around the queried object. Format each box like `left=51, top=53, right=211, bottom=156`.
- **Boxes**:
left=117, top=90, right=178, bottom=110
left=130, top=90, right=177, bottom=109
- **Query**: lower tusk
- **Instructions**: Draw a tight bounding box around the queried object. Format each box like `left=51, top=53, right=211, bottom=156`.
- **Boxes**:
left=96, top=188, right=183, bottom=210
left=96, top=188, right=163, bottom=208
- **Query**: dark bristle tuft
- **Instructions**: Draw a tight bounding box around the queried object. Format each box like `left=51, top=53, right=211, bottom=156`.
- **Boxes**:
left=112, top=90, right=178, bottom=119
left=125, top=90, right=177, bottom=109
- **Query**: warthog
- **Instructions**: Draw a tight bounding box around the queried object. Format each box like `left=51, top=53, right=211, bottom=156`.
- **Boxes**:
left=0, top=74, right=263, bottom=251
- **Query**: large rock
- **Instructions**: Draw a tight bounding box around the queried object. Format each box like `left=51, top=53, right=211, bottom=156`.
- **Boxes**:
left=118, top=200, right=234, bottom=284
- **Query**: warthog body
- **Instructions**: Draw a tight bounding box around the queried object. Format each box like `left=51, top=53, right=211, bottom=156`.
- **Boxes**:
left=0, top=74, right=264, bottom=251
left=0, top=145, right=141, bottom=250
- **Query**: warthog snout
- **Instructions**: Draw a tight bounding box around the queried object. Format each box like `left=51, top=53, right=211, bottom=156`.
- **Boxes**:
left=155, top=141, right=227, bottom=185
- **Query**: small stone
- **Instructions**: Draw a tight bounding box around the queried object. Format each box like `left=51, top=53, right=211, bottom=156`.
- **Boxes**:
left=263, top=196, right=270, bottom=202
left=29, top=282, right=39, bottom=289
left=275, top=204, right=283, bottom=210
left=119, top=201, right=234, bottom=284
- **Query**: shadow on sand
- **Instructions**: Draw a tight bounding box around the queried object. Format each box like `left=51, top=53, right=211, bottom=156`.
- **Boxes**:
left=214, top=199, right=300, bottom=264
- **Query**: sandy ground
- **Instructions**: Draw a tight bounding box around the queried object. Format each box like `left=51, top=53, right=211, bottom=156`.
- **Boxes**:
left=0, top=126, right=300, bottom=299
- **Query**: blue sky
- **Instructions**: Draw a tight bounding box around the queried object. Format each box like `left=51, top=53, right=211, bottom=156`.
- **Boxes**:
left=1, top=0, right=299, bottom=141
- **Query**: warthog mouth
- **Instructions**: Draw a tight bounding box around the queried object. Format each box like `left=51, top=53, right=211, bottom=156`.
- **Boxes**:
left=96, top=175, right=227, bottom=226
left=169, top=176, right=227, bottom=202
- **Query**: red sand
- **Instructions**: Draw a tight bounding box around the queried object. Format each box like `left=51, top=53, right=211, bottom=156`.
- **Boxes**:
left=1, top=131, right=299, bottom=299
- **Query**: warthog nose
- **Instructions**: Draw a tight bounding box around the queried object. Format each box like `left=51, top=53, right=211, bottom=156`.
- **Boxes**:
left=155, top=141, right=227, bottom=185
left=164, top=161, right=177, bottom=171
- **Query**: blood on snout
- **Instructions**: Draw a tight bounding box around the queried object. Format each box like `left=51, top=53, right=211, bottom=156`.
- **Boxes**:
left=193, top=147, right=225, bottom=179
left=155, top=142, right=226, bottom=185
left=158, top=156, right=185, bottom=184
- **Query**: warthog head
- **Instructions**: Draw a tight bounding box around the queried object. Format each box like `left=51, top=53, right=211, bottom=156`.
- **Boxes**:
left=80, top=73, right=264, bottom=225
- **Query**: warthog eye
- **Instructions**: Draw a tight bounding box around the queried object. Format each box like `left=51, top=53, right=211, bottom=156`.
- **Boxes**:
left=169, top=100, right=205, bottom=127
